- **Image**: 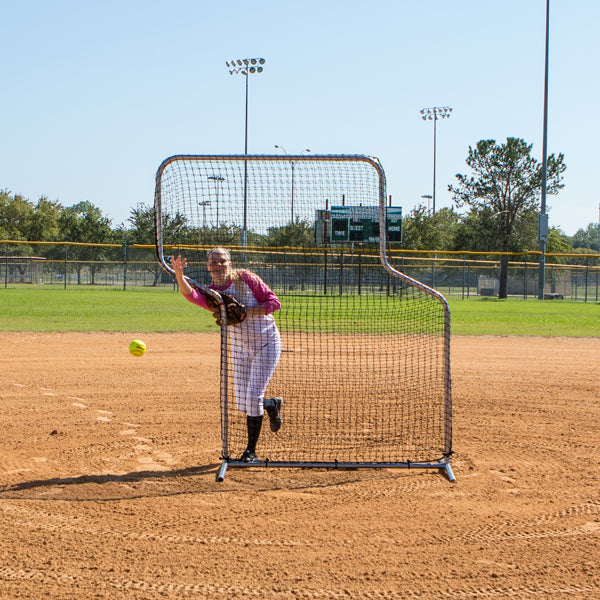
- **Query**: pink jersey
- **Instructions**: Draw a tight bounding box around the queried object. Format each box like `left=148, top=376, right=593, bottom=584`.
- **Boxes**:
left=183, top=271, right=281, bottom=315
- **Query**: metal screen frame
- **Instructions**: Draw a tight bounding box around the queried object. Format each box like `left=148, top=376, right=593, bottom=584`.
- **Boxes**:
left=154, top=154, right=454, bottom=483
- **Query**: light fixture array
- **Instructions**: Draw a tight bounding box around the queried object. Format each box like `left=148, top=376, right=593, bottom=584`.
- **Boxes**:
left=226, top=58, right=266, bottom=75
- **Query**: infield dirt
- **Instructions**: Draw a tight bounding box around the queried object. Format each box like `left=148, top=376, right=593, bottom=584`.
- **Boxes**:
left=1, top=333, right=599, bottom=599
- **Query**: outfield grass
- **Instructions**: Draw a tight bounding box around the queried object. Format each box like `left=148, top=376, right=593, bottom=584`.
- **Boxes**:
left=0, top=287, right=598, bottom=336
left=0, top=287, right=214, bottom=333
left=447, top=296, right=600, bottom=337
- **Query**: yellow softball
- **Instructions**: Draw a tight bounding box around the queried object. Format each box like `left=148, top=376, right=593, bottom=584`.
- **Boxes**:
left=129, top=340, right=146, bottom=357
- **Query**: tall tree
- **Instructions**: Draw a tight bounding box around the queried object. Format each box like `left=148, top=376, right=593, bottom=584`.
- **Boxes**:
left=26, top=196, right=63, bottom=242
left=58, top=201, right=113, bottom=284
left=267, top=218, right=315, bottom=248
left=0, top=191, right=60, bottom=258
left=449, top=137, right=566, bottom=298
left=402, top=205, right=460, bottom=251
left=451, top=206, right=539, bottom=253
left=126, top=203, right=190, bottom=245
left=126, top=203, right=191, bottom=286
left=571, top=222, right=600, bottom=252
left=0, top=191, right=34, bottom=243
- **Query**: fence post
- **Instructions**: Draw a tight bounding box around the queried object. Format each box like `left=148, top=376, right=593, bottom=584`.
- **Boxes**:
left=338, top=248, right=344, bottom=296
left=323, top=201, right=329, bottom=296
left=122, top=243, right=128, bottom=291
left=4, top=244, right=8, bottom=289
left=467, top=265, right=471, bottom=299
left=323, top=247, right=328, bottom=296
left=462, top=256, right=466, bottom=300
left=357, top=245, right=362, bottom=296
left=64, top=247, right=68, bottom=289
left=596, top=258, right=600, bottom=302
left=585, top=256, right=589, bottom=303
left=524, top=258, right=528, bottom=300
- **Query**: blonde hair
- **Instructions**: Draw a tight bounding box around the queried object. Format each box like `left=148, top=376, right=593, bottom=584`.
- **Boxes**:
left=206, top=247, right=263, bottom=287
left=207, top=247, right=231, bottom=261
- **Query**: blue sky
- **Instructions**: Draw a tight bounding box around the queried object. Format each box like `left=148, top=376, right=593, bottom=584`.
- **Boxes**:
left=1, top=0, right=598, bottom=236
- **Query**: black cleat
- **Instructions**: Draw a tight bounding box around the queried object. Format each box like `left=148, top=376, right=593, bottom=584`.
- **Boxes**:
left=240, top=449, right=258, bottom=463
left=264, top=397, right=283, bottom=432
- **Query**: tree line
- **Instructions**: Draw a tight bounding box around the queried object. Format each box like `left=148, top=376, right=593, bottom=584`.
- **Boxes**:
left=1, top=137, right=599, bottom=294
left=1, top=192, right=596, bottom=255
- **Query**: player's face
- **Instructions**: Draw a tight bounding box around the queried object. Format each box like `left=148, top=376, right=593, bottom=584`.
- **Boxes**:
left=207, top=250, right=231, bottom=284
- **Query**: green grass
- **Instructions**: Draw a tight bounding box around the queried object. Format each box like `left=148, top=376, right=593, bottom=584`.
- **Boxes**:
left=447, top=297, right=600, bottom=337
left=0, top=286, right=598, bottom=336
left=0, top=287, right=216, bottom=332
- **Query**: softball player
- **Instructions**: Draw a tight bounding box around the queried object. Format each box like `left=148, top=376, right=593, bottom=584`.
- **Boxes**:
left=171, top=247, right=283, bottom=463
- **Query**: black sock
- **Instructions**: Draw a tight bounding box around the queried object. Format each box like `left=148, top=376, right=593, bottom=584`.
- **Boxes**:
left=246, top=415, right=263, bottom=453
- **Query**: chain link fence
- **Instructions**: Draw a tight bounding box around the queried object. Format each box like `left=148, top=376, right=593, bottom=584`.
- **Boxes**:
left=2, top=241, right=599, bottom=302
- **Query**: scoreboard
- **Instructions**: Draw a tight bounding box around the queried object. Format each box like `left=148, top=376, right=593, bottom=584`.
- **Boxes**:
left=315, top=205, right=403, bottom=244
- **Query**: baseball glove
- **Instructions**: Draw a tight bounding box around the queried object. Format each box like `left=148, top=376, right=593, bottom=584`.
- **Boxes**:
left=205, top=290, right=247, bottom=326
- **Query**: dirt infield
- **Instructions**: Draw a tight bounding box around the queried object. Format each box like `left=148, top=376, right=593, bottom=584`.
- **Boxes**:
left=1, top=332, right=599, bottom=599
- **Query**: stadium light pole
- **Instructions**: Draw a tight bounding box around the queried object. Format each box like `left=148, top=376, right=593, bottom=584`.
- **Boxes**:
left=421, top=194, right=433, bottom=214
left=274, top=145, right=311, bottom=223
left=226, top=57, right=265, bottom=247
left=538, top=0, right=550, bottom=300
left=198, top=200, right=211, bottom=227
left=208, top=175, right=225, bottom=227
left=420, top=106, right=452, bottom=215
